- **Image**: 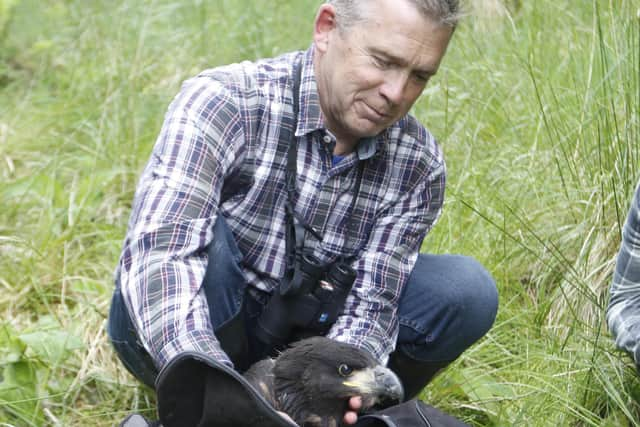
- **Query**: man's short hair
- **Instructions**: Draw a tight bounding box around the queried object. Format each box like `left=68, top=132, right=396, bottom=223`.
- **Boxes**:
left=327, top=0, right=461, bottom=30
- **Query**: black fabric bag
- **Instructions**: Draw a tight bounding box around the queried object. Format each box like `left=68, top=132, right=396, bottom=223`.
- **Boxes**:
left=356, top=400, right=470, bottom=427
left=147, top=353, right=469, bottom=427
left=154, top=352, right=296, bottom=427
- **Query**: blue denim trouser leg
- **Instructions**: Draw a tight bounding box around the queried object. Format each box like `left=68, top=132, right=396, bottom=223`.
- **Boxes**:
left=389, top=253, right=498, bottom=399
left=108, top=288, right=159, bottom=388
left=395, top=253, right=499, bottom=363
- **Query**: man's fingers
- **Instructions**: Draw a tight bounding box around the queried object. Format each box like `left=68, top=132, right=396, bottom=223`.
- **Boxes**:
left=343, top=396, right=363, bottom=425
left=349, top=396, right=363, bottom=410
left=343, top=410, right=358, bottom=425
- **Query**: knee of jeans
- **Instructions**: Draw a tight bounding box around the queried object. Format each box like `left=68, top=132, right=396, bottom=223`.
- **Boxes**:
left=422, top=255, right=498, bottom=330
left=467, top=257, right=498, bottom=306
left=451, top=256, right=499, bottom=339
left=399, top=255, right=499, bottom=361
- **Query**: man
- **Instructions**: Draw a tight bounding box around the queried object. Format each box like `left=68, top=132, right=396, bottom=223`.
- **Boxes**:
left=607, top=179, right=640, bottom=370
left=109, top=0, right=499, bottom=425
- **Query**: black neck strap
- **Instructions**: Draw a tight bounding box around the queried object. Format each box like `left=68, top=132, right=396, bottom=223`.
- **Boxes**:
left=285, top=59, right=364, bottom=273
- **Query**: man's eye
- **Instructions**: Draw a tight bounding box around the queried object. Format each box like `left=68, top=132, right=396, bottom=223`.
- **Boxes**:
left=338, top=364, right=353, bottom=377
left=373, top=56, right=392, bottom=69
left=413, top=73, right=430, bottom=83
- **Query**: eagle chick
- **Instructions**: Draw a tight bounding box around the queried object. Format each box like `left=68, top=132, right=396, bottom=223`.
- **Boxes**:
left=244, top=337, right=404, bottom=427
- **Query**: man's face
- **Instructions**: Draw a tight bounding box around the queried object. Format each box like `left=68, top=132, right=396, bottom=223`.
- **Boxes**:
left=313, top=0, right=453, bottom=148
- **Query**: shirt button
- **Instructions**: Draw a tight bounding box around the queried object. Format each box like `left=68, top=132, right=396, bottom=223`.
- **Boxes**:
left=323, top=135, right=332, bottom=144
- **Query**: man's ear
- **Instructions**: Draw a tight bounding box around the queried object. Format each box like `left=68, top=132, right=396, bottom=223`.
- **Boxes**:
left=313, top=4, right=338, bottom=54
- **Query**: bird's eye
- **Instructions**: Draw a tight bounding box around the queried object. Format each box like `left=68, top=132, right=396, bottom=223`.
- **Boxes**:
left=338, top=364, right=353, bottom=377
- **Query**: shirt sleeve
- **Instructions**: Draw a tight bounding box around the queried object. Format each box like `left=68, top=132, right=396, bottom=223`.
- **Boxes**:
left=326, top=159, right=446, bottom=364
left=607, top=179, right=640, bottom=363
left=117, top=76, right=246, bottom=370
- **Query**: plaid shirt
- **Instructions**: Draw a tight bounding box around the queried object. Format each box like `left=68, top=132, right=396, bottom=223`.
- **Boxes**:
left=607, top=178, right=640, bottom=363
left=116, top=47, right=446, bottom=370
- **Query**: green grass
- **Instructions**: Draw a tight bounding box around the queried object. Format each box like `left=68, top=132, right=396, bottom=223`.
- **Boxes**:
left=1, top=0, right=638, bottom=425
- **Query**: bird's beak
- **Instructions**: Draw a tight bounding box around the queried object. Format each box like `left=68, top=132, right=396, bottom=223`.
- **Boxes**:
left=372, top=365, right=404, bottom=404
left=343, top=365, right=404, bottom=405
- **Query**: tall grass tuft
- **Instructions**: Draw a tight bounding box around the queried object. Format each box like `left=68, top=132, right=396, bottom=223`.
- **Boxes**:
left=418, top=0, right=640, bottom=425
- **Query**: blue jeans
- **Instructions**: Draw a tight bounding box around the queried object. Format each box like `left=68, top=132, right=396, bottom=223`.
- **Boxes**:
left=108, top=216, right=498, bottom=388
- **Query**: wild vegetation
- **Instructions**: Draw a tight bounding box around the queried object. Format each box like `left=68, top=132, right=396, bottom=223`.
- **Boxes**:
left=0, top=0, right=638, bottom=425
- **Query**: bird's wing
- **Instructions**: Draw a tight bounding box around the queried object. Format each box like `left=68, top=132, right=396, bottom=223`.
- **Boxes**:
left=244, top=357, right=279, bottom=410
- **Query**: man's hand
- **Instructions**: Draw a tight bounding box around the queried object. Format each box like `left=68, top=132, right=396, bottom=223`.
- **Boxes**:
left=278, top=396, right=361, bottom=426
left=343, top=396, right=363, bottom=425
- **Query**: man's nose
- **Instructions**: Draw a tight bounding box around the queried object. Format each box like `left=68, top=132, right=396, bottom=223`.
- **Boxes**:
left=379, top=70, right=407, bottom=105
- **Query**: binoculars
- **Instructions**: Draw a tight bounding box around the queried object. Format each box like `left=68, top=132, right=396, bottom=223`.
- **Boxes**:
left=255, top=252, right=357, bottom=347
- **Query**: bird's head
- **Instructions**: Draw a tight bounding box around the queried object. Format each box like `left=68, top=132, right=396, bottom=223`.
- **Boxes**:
left=272, top=337, right=404, bottom=427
